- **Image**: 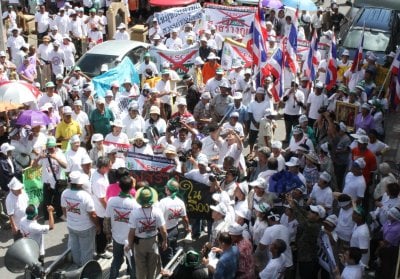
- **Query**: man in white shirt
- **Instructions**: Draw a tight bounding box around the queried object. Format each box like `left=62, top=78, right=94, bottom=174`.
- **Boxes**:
left=48, top=41, right=65, bottom=78
left=91, top=156, right=112, bottom=258
left=72, top=100, right=91, bottom=143
left=282, top=79, right=305, bottom=142
left=114, top=23, right=130, bottom=40
left=343, top=159, right=367, bottom=204
left=7, top=27, right=25, bottom=64
left=259, top=239, right=287, bottom=279
left=38, top=81, right=64, bottom=117
left=54, top=7, right=70, bottom=35
left=350, top=206, right=370, bottom=267
left=68, top=12, right=85, bottom=57
left=306, top=81, right=328, bottom=127
left=157, top=69, right=173, bottom=120
left=6, top=177, right=29, bottom=240
left=165, top=28, right=183, bottom=50
left=336, top=194, right=355, bottom=246
left=35, top=4, right=50, bottom=42
left=122, top=101, right=145, bottom=138
left=65, top=135, right=89, bottom=173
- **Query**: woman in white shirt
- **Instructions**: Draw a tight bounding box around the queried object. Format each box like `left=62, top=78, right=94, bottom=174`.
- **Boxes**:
left=105, top=119, right=129, bottom=146
left=144, top=106, right=167, bottom=136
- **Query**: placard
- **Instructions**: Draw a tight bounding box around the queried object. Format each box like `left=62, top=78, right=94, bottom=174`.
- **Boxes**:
left=23, top=166, right=43, bottom=206
left=221, top=38, right=252, bottom=70
left=126, top=152, right=176, bottom=172
left=335, top=101, right=358, bottom=131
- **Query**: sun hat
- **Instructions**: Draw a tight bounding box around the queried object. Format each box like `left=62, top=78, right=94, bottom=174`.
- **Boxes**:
left=110, top=119, right=124, bottom=128
left=164, top=144, right=177, bottom=155
left=46, top=136, right=57, bottom=147
left=8, top=177, right=23, bottom=190
left=69, top=171, right=89, bottom=184
left=319, top=171, right=331, bottom=183
left=285, top=157, right=300, bottom=167
left=194, top=56, right=204, bottom=65
left=304, top=152, right=320, bottom=165
left=131, top=131, right=148, bottom=143
left=249, top=177, right=266, bottom=189
left=0, top=143, right=15, bottom=155
left=210, top=203, right=227, bottom=216
left=228, top=223, right=244, bottom=235
left=136, top=186, right=158, bottom=207
left=235, top=208, right=250, bottom=220
left=357, top=135, right=369, bottom=144
left=254, top=202, right=271, bottom=213
left=350, top=128, right=366, bottom=139
left=149, top=106, right=160, bottom=115
left=91, top=133, right=104, bottom=142
left=207, top=52, right=219, bottom=60
left=237, top=181, right=249, bottom=196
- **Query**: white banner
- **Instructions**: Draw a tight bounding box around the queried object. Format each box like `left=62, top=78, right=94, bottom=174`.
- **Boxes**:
left=155, top=3, right=203, bottom=36
left=203, top=3, right=256, bottom=38
left=149, top=46, right=199, bottom=76
left=221, top=38, right=253, bottom=70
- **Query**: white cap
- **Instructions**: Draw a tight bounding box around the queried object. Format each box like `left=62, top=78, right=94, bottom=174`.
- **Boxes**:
left=285, top=157, right=300, bottom=167
left=230, top=111, right=239, bottom=118
left=324, top=214, right=338, bottom=226
left=342, top=49, right=350, bottom=56
left=105, top=90, right=113, bottom=97
left=235, top=207, right=250, bottom=220
left=63, top=106, right=72, bottom=115
left=175, top=98, right=187, bottom=106
left=254, top=202, right=271, bottom=213
left=299, top=115, right=308, bottom=124
left=73, top=100, right=82, bottom=106
left=51, top=25, right=58, bottom=31
left=309, top=205, right=326, bottom=218
left=69, top=134, right=81, bottom=143
left=249, top=177, right=266, bottom=188
left=1, top=142, right=15, bottom=155
left=96, top=97, right=105, bottom=104
left=69, top=171, right=89, bottom=185
left=271, top=141, right=282, bottom=149
left=0, top=51, right=6, bottom=57
left=198, top=157, right=209, bottom=166
left=207, top=52, right=218, bottom=60
left=150, top=106, right=160, bottom=115
left=164, top=144, right=177, bottom=155
left=210, top=203, right=227, bottom=216
left=110, top=119, right=124, bottom=127
left=353, top=158, right=366, bottom=169
left=81, top=155, right=92, bottom=165
left=357, top=135, right=369, bottom=144
left=233, top=92, right=243, bottom=100
left=8, top=177, right=23, bottom=190
left=237, top=181, right=249, bottom=196
left=117, top=23, right=126, bottom=29
left=350, top=128, right=367, bottom=139
left=91, top=133, right=104, bottom=142
left=194, top=56, right=204, bottom=65
left=201, top=92, right=211, bottom=100
left=315, top=82, right=324, bottom=88
left=153, top=34, right=161, bottom=40
left=256, top=87, right=265, bottom=94
left=319, top=171, right=331, bottom=183
left=129, top=101, right=139, bottom=110
left=228, top=223, right=245, bottom=235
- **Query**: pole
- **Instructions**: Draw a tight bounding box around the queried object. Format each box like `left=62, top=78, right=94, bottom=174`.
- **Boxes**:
left=0, top=3, right=6, bottom=51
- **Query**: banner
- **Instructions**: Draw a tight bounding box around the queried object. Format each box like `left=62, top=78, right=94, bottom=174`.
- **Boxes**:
left=126, top=152, right=176, bottom=172
left=149, top=46, right=198, bottom=76
left=317, top=231, right=337, bottom=275
left=103, top=141, right=131, bottom=152
left=155, top=3, right=203, bottom=36
left=204, top=3, right=257, bottom=38
left=23, top=167, right=43, bottom=206
left=221, top=38, right=253, bottom=70
left=131, top=171, right=212, bottom=219
left=92, top=57, right=140, bottom=98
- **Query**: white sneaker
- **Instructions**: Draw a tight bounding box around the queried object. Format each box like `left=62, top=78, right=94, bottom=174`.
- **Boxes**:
left=100, top=251, right=113, bottom=259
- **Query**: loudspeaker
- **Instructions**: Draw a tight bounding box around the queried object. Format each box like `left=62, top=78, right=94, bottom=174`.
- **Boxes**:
left=55, top=260, right=102, bottom=279
left=5, top=238, right=42, bottom=277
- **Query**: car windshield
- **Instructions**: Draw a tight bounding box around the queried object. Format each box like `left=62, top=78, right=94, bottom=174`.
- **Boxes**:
left=343, top=29, right=390, bottom=52
left=77, top=54, right=119, bottom=77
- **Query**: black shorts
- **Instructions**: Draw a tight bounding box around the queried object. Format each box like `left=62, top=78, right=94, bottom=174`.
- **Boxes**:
left=248, top=129, right=259, bottom=145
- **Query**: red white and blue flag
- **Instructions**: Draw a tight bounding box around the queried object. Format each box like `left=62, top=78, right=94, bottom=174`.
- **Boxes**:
left=350, top=27, right=364, bottom=72
left=246, top=1, right=268, bottom=71
left=303, top=30, right=319, bottom=81
left=325, top=32, right=337, bottom=90
left=283, top=9, right=298, bottom=74
left=268, top=48, right=284, bottom=102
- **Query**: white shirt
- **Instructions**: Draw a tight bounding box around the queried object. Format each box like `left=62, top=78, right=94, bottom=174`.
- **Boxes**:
left=165, top=37, right=183, bottom=50
left=144, top=118, right=167, bottom=136
left=61, top=188, right=96, bottom=231
left=248, top=100, right=270, bottom=130
left=37, top=43, right=53, bottom=62
left=341, top=264, right=363, bottom=279
left=350, top=223, right=370, bottom=267
left=35, top=12, right=51, bottom=33
left=222, top=122, right=244, bottom=137
left=336, top=207, right=355, bottom=242
left=283, top=88, right=305, bottom=115
left=65, top=147, right=88, bottom=172
left=38, top=94, right=63, bottom=112
left=48, top=49, right=65, bottom=75
left=201, top=135, right=223, bottom=162
left=259, top=255, right=286, bottom=279
left=310, top=184, right=333, bottom=209
left=260, top=224, right=293, bottom=267
left=205, top=77, right=228, bottom=97
left=105, top=132, right=129, bottom=145
left=6, top=191, right=29, bottom=229
left=307, top=91, right=328, bottom=120
left=72, top=110, right=90, bottom=142
left=54, top=14, right=70, bottom=35
left=38, top=149, right=67, bottom=188
left=251, top=219, right=268, bottom=246
left=91, top=170, right=109, bottom=218
left=343, top=172, right=366, bottom=201
left=157, top=196, right=187, bottom=229
left=105, top=196, right=139, bottom=244
left=68, top=18, right=84, bottom=38
left=184, top=169, right=210, bottom=185
left=280, top=214, right=299, bottom=243
left=138, top=61, right=159, bottom=76
left=61, top=43, right=76, bottom=68
left=7, top=35, right=25, bottom=62
left=114, top=31, right=130, bottom=40
left=122, top=115, right=146, bottom=139
left=156, top=79, right=172, bottom=104
left=20, top=217, right=49, bottom=255
left=129, top=206, right=165, bottom=238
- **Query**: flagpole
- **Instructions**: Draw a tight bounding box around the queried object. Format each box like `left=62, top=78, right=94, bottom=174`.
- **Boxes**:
left=377, top=67, right=392, bottom=99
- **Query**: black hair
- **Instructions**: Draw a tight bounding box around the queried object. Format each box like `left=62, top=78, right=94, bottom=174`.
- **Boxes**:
left=96, top=156, right=110, bottom=169
left=387, top=183, right=400, bottom=197
left=119, top=175, right=133, bottom=193
left=226, top=167, right=239, bottom=178
left=191, top=139, right=202, bottom=149
left=274, top=239, right=287, bottom=255
left=348, top=247, right=362, bottom=264
left=116, top=167, right=129, bottom=180
left=267, top=157, right=278, bottom=170
left=218, top=232, right=232, bottom=245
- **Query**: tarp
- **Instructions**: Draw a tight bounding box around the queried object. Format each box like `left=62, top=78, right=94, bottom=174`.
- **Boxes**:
left=221, top=38, right=253, bottom=70
left=92, top=57, right=139, bottom=98
left=155, top=3, right=203, bottom=36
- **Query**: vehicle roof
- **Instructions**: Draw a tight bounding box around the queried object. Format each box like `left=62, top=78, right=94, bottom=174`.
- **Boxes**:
left=353, top=7, right=395, bottom=31
left=354, top=0, right=400, bottom=11
left=86, top=40, right=149, bottom=57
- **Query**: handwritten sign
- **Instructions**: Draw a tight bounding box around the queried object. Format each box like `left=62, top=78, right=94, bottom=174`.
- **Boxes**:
left=155, top=3, right=203, bottom=36
left=23, top=166, right=43, bottom=206
left=204, top=3, right=256, bottom=38
left=131, top=171, right=212, bottom=219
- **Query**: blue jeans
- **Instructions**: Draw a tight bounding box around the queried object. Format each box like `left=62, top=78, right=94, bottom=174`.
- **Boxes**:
left=68, top=226, right=96, bottom=267
left=110, top=239, right=136, bottom=279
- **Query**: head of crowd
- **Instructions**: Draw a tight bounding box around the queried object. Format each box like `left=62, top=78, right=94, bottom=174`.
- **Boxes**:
left=1, top=1, right=400, bottom=279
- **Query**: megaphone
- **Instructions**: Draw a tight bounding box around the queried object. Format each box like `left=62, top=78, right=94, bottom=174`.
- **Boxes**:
left=5, top=238, right=43, bottom=277
left=53, top=260, right=103, bottom=279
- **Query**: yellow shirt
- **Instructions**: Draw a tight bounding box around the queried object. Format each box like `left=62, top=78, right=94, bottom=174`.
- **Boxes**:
left=55, top=120, right=81, bottom=150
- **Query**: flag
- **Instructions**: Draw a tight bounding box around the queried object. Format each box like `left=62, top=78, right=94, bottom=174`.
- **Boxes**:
left=284, top=10, right=298, bottom=74
left=246, top=1, right=268, bottom=69
left=303, top=30, right=319, bottom=81
left=350, top=26, right=364, bottom=73
left=391, top=50, right=400, bottom=104
left=325, top=32, right=337, bottom=90
left=267, top=48, right=284, bottom=102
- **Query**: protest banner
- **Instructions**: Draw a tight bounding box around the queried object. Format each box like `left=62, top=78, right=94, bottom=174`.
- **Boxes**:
left=203, top=3, right=257, bottom=38
left=23, top=166, right=43, bottom=206
left=318, top=231, right=337, bottom=276
left=131, top=170, right=212, bottom=219
left=155, top=3, right=203, bottom=36
left=149, top=45, right=198, bottom=76
left=221, top=38, right=252, bottom=70
left=126, top=152, right=176, bottom=172
left=103, top=141, right=131, bottom=153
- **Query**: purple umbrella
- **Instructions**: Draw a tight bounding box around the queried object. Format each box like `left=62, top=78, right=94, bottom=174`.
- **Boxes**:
left=263, top=0, right=284, bottom=9
left=16, top=110, right=52, bottom=127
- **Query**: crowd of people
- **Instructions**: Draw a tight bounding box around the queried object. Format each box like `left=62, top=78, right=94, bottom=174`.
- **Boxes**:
left=1, top=1, right=400, bottom=279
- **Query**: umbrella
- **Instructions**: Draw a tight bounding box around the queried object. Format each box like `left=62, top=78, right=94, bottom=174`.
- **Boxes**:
left=263, top=0, right=284, bottom=9
left=268, top=170, right=305, bottom=194
left=282, top=0, right=317, bottom=11
left=0, top=102, right=23, bottom=112
left=16, top=110, right=52, bottom=127
left=0, top=81, right=40, bottom=104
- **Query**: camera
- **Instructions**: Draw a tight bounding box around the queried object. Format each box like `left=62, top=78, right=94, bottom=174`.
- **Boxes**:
left=169, top=116, right=181, bottom=130
left=209, top=170, right=226, bottom=182
left=178, top=149, right=192, bottom=162
left=318, top=106, right=328, bottom=114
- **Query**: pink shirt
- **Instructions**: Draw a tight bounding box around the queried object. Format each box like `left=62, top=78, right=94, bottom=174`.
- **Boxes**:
left=106, top=182, right=136, bottom=201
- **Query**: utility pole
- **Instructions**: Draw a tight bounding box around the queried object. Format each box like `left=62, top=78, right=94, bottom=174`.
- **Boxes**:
left=0, top=3, right=6, bottom=51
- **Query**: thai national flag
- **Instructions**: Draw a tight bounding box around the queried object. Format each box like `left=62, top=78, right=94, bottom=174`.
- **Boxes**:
left=246, top=1, right=268, bottom=68
left=350, top=27, right=364, bottom=72
left=325, top=32, right=337, bottom=90
left=268, top=48, right=284, bottom=102
left=284, top=10, right=298, bottom=74
left=303, top=30, right=319, bottom=81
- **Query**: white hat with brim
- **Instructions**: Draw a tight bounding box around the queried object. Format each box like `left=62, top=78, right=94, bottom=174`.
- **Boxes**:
left=91, top=133, right=104, bottom=142
left=228, top=223, right=244, bottom=235
left=110, top=119, right=125, bottom=128
left=1, top=143, right=15, bottom=155
left=309, top=205, right=326, bottom=219
left=285, top=157, right=300, bottom=167
left=69, top=134, right=81, bottom=144
left=350, top=128, right=366, bottom=139
left=254, top=202, right=271, bottom=213
left=210, top=204, right=227, bottom=216
left=249, top=177, right=266, bottom=188
left=131, top=132, right=148, bottom=143
left=69, top=171, right=89, bottom=184
left=149, top=106, right=160, bottom=115
left=8, top=177, right=23, bottom=190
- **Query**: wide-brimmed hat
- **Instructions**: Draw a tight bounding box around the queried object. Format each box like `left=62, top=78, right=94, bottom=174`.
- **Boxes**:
left=228, top=223, right=244, bottom=236
left=210, top=203, right=227, bottom=216
left=8, top=177, right=23, bottom=190
left=131, top=132, right=148, bottom=143
left=304, top=152, right=320, bottom=165
left=309, top=205, right=326, bottom=218
left=0, top=142, right=15, bottom=155
left=254, top=202, right=271, bottom=213
left=110, top=119, right=124, bottom=128
left=136, top=186, right=158, bottom=207
left=149, top=106, right=160, bottom=115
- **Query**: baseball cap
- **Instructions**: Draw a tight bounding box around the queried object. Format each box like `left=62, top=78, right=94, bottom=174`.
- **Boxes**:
left=309, top=205, right=326, bottom=218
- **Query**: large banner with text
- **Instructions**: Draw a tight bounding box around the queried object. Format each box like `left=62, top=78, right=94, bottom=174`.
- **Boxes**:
left=150, top=46, right=199, bottom=75
left=221, top=38, right=252, bottom=70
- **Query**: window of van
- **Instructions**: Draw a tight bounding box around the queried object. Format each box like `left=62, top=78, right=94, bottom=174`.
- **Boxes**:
left=343, top=29, right=390, bottom=52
